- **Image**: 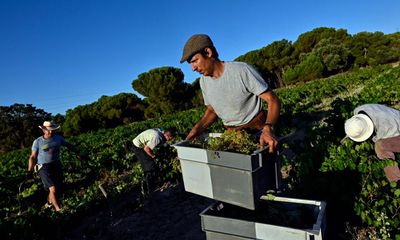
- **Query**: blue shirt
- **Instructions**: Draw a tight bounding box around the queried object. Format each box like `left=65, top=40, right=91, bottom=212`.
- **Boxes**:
left=32, top=135, right=67, bottom=164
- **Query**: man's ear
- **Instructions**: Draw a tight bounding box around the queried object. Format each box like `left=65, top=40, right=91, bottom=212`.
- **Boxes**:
left=204, top=47, right=212, bottom=57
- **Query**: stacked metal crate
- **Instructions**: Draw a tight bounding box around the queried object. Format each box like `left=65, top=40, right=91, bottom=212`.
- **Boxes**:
left=173, top=133, right=326, bottom=240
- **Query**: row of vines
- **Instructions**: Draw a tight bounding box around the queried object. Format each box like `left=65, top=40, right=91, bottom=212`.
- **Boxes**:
left=1, top=65, right=399, bottom=239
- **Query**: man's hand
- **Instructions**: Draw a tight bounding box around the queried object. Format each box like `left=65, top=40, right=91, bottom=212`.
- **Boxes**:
left=260, top=126, right=278, bottom=153
left=186, top=127, right=201, bottom=141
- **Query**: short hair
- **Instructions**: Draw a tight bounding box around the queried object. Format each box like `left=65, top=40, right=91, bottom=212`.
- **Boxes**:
left=164, top=127, right=177, bottom=136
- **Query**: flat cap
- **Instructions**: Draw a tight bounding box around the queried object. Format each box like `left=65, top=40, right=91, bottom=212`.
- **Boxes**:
left=180, top=34, right=214, bottom=63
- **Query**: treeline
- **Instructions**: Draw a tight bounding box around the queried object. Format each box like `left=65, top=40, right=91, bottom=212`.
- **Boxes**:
left=1, top=27, right=399, bottom=153
left=236, top=27, right=400, bottom=87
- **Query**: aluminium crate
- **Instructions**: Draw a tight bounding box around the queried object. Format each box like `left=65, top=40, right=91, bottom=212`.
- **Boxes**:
left=200, top=197, right=327, bottom=240
left=173, top=133, right=281, bottom=210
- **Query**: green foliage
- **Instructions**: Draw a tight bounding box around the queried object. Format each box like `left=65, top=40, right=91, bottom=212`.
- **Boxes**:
left=0, top=104, right=50, bottom=153
left=321, top=140, right=400, bottom=239
left=283, top=54, right=325, bottom=84
left=234, top=27, right=399, bottom=89
left=293, top=27, right=350, bottom=55
left=312, top=37, right=352, bottom=74
left=236, top=39, right=295, bottom=88
left=276, top=65, right=400, bottom=239
left=347, top=31, right=400, bottom=68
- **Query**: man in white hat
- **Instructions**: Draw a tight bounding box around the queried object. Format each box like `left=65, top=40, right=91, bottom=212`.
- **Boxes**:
left=345, top=104, right=400, bottom=182
left=27, top=121, right=81, bottom=212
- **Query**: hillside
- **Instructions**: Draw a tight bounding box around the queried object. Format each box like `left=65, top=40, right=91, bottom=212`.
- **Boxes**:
left=1, top=64, right=400, bottom=239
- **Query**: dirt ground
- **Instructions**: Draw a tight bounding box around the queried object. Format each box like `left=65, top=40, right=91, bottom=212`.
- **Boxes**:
left=65, top=183, right=214, bottom=240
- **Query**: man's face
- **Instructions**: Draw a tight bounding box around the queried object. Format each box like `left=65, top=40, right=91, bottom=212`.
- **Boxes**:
left=189, top=52, right=212, bottom=76
left=164, top=132, right=173, bottom=141
left=43, top=129, right=55, bottom=138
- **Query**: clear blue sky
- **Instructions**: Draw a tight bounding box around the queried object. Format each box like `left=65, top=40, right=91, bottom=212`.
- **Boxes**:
left=1, top=0, right=399, bottom=115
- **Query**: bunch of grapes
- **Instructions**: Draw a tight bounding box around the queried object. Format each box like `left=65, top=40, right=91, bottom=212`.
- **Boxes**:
left=206, top=129, right=258, bottom=154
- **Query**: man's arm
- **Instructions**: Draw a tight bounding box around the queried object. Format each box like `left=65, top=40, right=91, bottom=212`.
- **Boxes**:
left=28, top=150, right=38, bottom=172
left=143, top=145, right=156, bottom=159
left=259, top=90, right=280, bottom=153
left=186, top=105, right=218, bottom=140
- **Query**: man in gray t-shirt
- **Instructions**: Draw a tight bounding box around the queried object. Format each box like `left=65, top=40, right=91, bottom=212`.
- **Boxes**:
left=180, top=34, right=280, bottom=153
left=28, top=121, right=80, bottom=212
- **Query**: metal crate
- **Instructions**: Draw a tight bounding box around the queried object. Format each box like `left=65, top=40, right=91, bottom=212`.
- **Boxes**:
left=200, top=197, right=327, bottom=240
left=173, top=133, right=281, bottom=210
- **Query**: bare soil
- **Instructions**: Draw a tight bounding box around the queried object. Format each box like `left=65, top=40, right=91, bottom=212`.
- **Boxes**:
left=65, top=183, right=214, bottom=240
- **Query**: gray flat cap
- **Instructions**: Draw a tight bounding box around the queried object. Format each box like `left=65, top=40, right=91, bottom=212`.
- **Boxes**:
left=180, top=34, right=214, bottom=63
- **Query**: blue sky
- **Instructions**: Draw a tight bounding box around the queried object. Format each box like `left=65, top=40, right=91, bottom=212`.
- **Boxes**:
left=1, top=0, right=399, bottom=115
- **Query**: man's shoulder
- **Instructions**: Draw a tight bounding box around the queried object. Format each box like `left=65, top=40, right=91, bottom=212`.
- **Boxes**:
left=226, top=61, right=251, bottom=69
left=356, top=104, right=391, bottom=113
left=53, top=134, right=66, bottom=141
left=225, top=61, right=257, bottom=75
left=142, top=128, right=162, bottom=138
left=32, top=136, right=42, bottom=145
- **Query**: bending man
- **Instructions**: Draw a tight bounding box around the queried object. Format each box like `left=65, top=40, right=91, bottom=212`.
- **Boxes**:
left=132, top=127, right=175, bottom=195
left=345, top=104, right=400, bottom=182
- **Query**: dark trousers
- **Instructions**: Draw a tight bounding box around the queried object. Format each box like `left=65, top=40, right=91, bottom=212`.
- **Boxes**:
left=133, top=147, right=157, bottom=195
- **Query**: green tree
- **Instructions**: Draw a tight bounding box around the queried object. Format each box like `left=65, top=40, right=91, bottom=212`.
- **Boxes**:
left=63, top=93, right=145, bottom=136
left=292, top=27, right=349, bottom=56
left=312, top=38, right=353, bottom=74
left=190, top=77, right=203, bottom=107
left=0, top=104, right=50, bottom=153
left=94, top=93, right=146, bottom=127
left=236, top=39, right=295, bottom=88
left=283, top=54, right=325, bottom=85
left=132, top=67, right=194, bottom=118
left=347, top=31, right=400, bottom=67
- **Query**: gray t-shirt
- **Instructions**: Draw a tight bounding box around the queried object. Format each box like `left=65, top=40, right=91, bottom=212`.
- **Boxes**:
left=32, top=135, right=67, bottom=164
left=354, top=104, right=400, bottom=142
left=200, top=61, right=269, bottom=126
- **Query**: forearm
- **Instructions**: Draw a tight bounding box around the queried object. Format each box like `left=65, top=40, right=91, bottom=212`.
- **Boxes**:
left=144, top=146, right=156, bottom=159
left=263, top=91, right=280, bottom=126
left=259, top=90, right=280, bottom=152
left=28, top=156, right=36, bottom=171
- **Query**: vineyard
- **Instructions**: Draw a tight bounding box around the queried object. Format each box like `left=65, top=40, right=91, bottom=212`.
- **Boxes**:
left=1, top=64, right=400, bottom=239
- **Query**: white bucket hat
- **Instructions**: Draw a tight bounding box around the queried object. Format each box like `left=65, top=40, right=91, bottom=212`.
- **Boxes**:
left=39, top=121, right=60, bottom=131
left=344, top=114, right=374, bottom=142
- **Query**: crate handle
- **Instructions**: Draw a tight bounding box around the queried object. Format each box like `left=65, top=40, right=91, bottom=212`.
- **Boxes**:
left=253, top=145, right=269, bottom=155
